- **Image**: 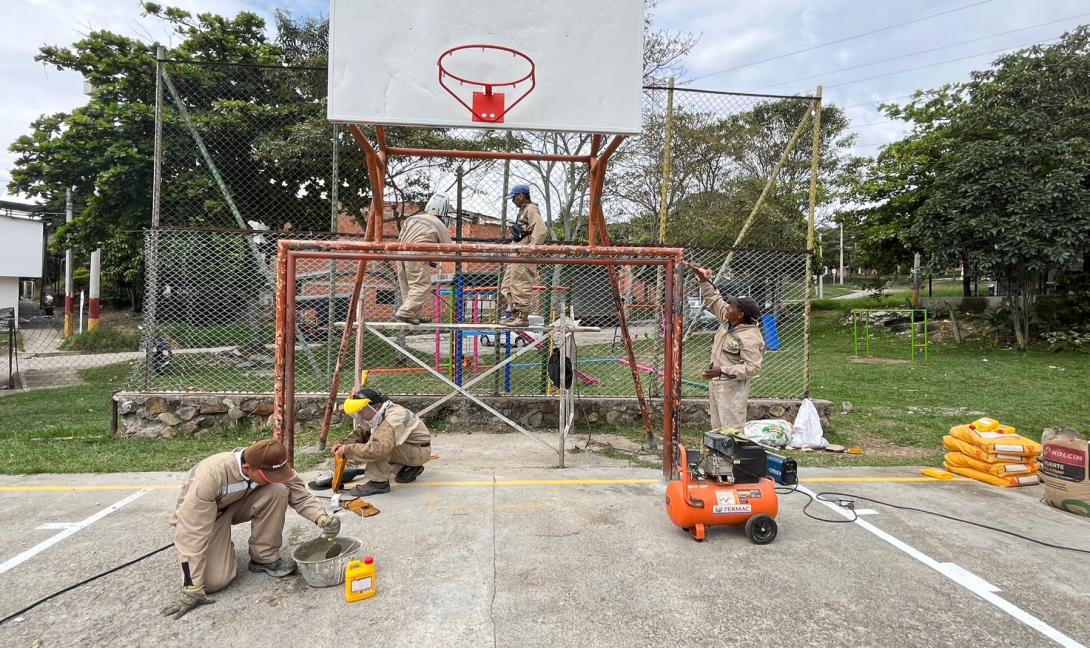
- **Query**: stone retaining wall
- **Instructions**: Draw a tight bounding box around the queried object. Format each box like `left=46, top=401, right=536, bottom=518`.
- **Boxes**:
left=113, top=392, right=832, bottom=439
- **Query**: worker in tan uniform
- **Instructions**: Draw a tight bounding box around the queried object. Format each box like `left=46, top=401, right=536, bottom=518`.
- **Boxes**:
left=690, top=265, right=767, bottom=430
left=161, top=439, right=340, bottom=619
left=499, top=184, right=548, bottom=327
left=395, top=193, right=454, bottom=325
left=331, top=386, right=433, bottom=497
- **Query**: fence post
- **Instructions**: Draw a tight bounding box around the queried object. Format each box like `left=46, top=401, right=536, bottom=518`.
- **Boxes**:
left=803, top=85, right=822, bottom=397
left=651, top=77, right=676, bottom=398
left=493, top=133, right=512, bottom=396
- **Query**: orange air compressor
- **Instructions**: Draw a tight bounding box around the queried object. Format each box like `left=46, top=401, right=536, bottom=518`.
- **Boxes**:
left=665, top=432, right=780, bottom=543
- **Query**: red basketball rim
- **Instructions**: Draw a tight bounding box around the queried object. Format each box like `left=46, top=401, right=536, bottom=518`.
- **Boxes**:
left=437, top=44, right=535, bottom=90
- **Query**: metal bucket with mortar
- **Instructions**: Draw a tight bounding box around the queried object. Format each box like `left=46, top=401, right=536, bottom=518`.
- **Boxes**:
left=293, top=536, right=363, bottom=588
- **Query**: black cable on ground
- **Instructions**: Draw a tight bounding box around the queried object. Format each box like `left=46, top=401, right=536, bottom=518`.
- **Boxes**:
left=0, top=542, right=175, bottom=626
left=777, top=485, right=1090, bottom=555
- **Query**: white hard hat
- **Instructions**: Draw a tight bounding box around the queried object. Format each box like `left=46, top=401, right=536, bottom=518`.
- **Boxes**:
left=425, top=193, right=448, bottom=217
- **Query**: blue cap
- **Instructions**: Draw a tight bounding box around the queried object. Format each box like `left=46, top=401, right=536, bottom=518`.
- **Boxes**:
left=506, top=184, right=531, bottom=199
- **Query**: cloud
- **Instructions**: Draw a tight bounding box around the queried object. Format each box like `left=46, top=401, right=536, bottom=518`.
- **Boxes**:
left=0, top=0, right=261, bottom=203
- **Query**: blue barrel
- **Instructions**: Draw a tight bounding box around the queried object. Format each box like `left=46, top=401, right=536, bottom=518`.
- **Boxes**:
left=761, top=313, right=781, bottom=351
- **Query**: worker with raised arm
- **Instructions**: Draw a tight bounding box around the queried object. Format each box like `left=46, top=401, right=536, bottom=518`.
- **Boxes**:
left=689, top=264, right=767, bottom=430
left=162, top=439, right=340, bottom=619
left=331, top=385, right=433, bottom=497
left=395, top=192, right=454, bottom=325
left=498, top=184, right=548, bottom=327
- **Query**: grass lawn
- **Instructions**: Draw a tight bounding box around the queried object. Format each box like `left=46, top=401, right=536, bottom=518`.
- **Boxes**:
left=0, top=364, right=335, bottom=474
left=1, top=305, right=1086, bottom=474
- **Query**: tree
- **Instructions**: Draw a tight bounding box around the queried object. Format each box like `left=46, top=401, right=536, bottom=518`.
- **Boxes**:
left=612, top=97, right=859, bottom=249
left=848, top=28, right=1090, bottom=348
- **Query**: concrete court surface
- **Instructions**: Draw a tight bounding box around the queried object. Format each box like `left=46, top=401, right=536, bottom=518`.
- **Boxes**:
left=0, top=433, right=1088, bottom=648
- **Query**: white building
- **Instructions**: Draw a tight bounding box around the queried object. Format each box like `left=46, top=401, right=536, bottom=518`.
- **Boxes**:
left=0, top=212, right=44, bottom=323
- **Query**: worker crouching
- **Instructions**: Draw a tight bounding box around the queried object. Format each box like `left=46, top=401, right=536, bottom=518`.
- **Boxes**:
left=162, top=439, right=340, bottom=619
left=332, top=386, right=432, bottom=497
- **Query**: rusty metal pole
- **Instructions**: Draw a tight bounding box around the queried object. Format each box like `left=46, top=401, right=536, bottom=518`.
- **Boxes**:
left=587, top=135, right=657, bottom=449
left=273, top=241, right=289, bottom=444
left=318, top=125, right=385, bottom=451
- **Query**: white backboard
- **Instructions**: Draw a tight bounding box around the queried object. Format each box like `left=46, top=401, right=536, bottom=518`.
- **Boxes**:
left=328, top=0, right=644, bottom=134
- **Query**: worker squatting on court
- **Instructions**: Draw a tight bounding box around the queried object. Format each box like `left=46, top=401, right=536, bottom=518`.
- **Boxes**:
left=690, top=265, right=767, bottom=430
left=499, top=184, right=548, bottom=328
left=330, top=386, right=433, bottom=497
left=162, top=439, right=341, bottom=619
left=394, top=192, right=454, bottom=325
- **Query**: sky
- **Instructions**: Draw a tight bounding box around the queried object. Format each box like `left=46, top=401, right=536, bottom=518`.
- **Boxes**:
left=1, top=0, right=1088, bottom=205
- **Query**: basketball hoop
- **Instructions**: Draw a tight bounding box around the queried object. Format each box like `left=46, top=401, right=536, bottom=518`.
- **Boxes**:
left=437, top=44, right=536, bottom=124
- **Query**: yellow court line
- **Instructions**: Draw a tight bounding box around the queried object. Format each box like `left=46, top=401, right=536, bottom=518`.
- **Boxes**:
left=0, top=476, right=970, bottom=493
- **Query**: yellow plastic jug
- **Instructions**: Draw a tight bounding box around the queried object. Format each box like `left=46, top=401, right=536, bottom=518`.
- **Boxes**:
left=969, top=417, right=1000, bottom=432
left=345, top=556, right=377, bottom=602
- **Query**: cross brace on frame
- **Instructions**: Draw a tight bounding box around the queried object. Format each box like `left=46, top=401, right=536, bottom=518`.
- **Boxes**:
left=272, top=240, right=685, bottom=474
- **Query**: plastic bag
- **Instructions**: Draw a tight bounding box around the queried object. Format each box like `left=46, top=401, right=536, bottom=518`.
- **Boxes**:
left=789, top=399, right=828, bottom=449
left=743, top=419, right=792, bottom=448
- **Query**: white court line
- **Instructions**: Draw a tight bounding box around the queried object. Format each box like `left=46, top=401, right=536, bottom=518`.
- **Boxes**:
left=796, top=485, right=1086, bottom=648
left=0, top=489, right=150, bottom=576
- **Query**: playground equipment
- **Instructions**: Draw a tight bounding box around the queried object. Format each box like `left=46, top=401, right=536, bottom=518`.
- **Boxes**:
left=851, top=308, right=929, bottom=361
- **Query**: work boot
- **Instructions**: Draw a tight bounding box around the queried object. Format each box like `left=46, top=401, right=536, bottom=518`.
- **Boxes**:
left=349, top=480, right=391, bottom=497
left=500, top=311, right=528, bottom=327
left=307, top=467, right=365, bottom=491
left=395, top=465, right=425, bottom=484
left=248, top=557, right=297, bottom=578
left=394, top=313, right=420, bottom=325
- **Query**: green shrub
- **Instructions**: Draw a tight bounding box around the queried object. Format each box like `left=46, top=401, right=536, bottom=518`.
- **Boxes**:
left=58, top=326, right=140, bottom=352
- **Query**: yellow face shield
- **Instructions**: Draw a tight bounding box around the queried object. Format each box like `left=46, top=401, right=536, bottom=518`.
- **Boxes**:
left=343, top=394, right=371, bottom=416
left=343, top=370, right=371, bottom=416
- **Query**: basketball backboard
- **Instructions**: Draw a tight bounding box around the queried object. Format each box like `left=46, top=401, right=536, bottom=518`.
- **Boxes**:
left=328, top=0, right=644, bottom=134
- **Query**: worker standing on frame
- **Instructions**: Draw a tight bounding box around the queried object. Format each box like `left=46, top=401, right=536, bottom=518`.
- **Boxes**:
left=395, top=193, right=453, bottom=325
left=499, top=184, right=548, bottom=327
left=689, top=265, right=767, bottom=430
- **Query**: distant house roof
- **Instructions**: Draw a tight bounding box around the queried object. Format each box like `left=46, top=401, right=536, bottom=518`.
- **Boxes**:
left=0, top=199, right=41, bottom=219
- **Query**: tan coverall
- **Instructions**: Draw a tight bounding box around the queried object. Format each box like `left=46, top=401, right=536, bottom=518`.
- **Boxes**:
left=168, top=449, right=325, bottom=592
left=344, top=402, right=432, bottom=483
left=396, top=212, right=453, bottom=320
left=701, top=281, right=767, bottom=430
left=500, top=202, right=548, bottom=314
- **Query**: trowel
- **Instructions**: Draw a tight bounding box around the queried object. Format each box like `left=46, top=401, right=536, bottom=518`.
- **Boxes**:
left=320, top=453, right=349, bottom=559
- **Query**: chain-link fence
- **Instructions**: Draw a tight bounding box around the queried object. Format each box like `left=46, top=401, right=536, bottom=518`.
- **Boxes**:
left=14, top=60, right=817, bottom=398
left=128, top=229, right=805, bottom=399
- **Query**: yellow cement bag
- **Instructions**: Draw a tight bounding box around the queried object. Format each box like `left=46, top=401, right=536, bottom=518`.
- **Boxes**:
left=943, top=462, right=1041, bottom=488
left=949, top=424, right=1041, bottom=457
left=1040, top=426, right=1090, bottom=517
left=942, top=436, right=1033, bottom=464
left=944, top=452, right=1040, bottom=476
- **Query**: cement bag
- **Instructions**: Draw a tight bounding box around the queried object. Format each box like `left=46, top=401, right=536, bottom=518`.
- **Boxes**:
left=1040, top=427, right=1090, bottom=517
left=942, top=436, right=1031, bottom=464
left=949, top=424, right=1041, bottom=457
left=944, top=452, right=1040, bottom=477
left=789, top=399, right=828, bottom=450
left=943, top=462, right=1041, bottom=488
left=743, top=419, right=792, bottom=448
